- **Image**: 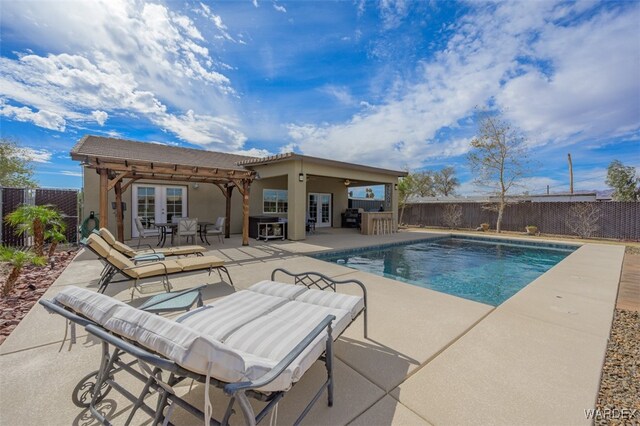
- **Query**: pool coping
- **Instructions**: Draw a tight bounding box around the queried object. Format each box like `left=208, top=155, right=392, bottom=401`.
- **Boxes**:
left=390, top=242, right=625, bottom=425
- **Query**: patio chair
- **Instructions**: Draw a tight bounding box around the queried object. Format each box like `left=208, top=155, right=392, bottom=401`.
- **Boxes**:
left=176, top=218, right=198, bottom=246
left=134, top=217, right=159, bottom=248
left=204, top=216, right=225, bottom=244
left=82, top=233, right=233, bottom=295
left=97, top=228, right=206, bottom=258
left=39, top=268, right=367, bottom=426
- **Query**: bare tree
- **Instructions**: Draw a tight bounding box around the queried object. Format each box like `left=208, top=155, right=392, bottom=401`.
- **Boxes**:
left=468, top=111, right=529, bottom=233
left=398, top=171, right=435, bottom=225
left=566, top=203, right=600, bottom=239
left=442, top=204, right=462, bottom=229
left=433, top=167, right=460, bottom=196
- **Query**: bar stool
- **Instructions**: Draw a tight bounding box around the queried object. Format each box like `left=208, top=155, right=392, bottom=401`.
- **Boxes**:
left=372, top=218, right=381, bottom=235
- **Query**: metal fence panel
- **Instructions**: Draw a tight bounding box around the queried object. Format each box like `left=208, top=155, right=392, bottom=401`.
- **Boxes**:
left=403, top=201, right=640, bottom=241
left=1, top=187, right=26, bottom=246
left=1, top=187, right=79, bottom=246
left=35, top=188, right=79, bottom=244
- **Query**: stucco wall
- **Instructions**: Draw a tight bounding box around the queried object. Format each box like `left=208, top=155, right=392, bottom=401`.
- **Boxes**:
left=81, top=157, right=400, bottom=241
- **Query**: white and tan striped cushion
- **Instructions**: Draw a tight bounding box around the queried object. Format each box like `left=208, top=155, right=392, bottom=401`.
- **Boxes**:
left=294, top=289, right=364, bottom=319
left=224, top=302, right=351, bottom=391
left=177, top=290, right=288, bottom=341
left=102, top=305, right=282, bottom=386
left=53, top=286, right=128, bottom=324
left=247, top=280, right=308, bottom=300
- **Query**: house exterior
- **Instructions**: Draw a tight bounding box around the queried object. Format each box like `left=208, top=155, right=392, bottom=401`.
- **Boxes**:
left=72, top=136, right=405, bottom=242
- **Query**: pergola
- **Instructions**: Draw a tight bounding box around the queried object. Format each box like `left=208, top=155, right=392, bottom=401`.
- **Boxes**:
left=73, top=154, right=255, bottom=246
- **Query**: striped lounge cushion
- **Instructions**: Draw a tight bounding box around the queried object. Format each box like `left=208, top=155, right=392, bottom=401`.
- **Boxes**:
left=224, top=301, right=351, bottom=391
left=247, top=280, right=308, bottom=300
left=176, top=290, right=288, bottom=341
left=294, top=288, right=365, bottom=319
left=53, top=286, right=128, bottom=324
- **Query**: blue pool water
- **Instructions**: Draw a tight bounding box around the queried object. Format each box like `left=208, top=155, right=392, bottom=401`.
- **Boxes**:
left=315, top=237, right=576, bottom=306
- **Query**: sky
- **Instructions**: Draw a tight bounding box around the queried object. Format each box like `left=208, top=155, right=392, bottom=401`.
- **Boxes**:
left=1, top=0, right=638, bottom=196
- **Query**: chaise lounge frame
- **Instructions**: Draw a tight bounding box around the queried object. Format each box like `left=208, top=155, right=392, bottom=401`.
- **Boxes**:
left=39, top=269, right=368, bottom=426
left=81, top=234, right=233, bottom=294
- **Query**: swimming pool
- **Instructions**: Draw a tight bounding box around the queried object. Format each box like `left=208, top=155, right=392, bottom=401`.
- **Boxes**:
left=314, top=236, right=577, bottom=306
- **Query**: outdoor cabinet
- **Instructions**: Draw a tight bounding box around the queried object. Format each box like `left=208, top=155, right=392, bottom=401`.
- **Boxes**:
left=249, top=215, right=288, bottom=239
left=256, top=222, right=287, bottom=241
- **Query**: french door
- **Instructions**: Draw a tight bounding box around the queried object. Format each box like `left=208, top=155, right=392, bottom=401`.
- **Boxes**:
left=308, top=193, right=332, bottom=228
left=132, top=185, right=187, bottom=237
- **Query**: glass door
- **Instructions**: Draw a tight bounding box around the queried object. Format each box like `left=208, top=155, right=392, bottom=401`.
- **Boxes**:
left=308, top=193, right=332, bottom=228
left=132, top=185, right=187, bottom=237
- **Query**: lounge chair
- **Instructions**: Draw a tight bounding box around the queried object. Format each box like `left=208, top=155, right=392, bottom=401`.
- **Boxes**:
left=82, top=233, right=233, bottom=295
left=98, top=228, right=206, bottom=258
left=39, top=268, right=368, bottom=426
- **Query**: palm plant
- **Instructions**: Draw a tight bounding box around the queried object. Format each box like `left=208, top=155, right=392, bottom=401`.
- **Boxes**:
left=0, top=246, right=46, bottom=297
left=45, top=217, right=67, bottom=257
left=5, top=204, right=64, bottom=257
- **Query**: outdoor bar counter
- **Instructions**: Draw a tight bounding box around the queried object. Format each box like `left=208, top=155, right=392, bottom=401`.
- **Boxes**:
left=360, top=211, right=396, bottom=235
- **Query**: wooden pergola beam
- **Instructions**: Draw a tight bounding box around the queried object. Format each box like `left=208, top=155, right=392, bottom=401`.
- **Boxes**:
left=99, top=169, right=109, bottom=229
left=84, top=159, right=253, bottom=180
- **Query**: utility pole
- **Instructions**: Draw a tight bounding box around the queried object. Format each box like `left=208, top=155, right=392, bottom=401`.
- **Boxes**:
left=567, top=153, right=574, bottom=194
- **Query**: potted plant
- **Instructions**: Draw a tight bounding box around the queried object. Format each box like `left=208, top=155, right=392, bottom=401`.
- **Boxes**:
left=480, top=223, right=490, bottom=232
left=525, top=225, right=538, bottom=235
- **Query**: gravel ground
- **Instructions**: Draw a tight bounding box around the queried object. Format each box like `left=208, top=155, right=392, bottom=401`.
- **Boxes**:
left=0, top=249, right=78, bottom=345
left=595, top=309, right=640, bottom=425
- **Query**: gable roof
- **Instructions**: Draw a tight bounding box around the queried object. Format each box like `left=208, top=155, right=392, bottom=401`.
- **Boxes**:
left=71, top=135, right=255, bottom=171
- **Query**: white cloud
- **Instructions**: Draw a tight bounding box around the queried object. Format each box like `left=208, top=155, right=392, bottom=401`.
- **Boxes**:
left=21, top=147, right=53, bottom=163
left=288, top=1, right=640, bottom=170
left=154, top=110, right=247, bottom=150
left=252, top=0, right=259, bottom=8
left=0, top=101, right=66, bottom=131
left=273, top=3, right=287, bottom=13
left=0, top=0, right=247, bottom=151
left=59, top=170, right=83, bottom=177
left=233, top=148, right=272, bottom=157
left=320, top=85, right=355, bottom=106
left=92, top=110, right=108, bottom=126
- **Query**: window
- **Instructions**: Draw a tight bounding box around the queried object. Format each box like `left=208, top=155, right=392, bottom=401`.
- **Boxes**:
left=263, top=189, right=288, bottom=213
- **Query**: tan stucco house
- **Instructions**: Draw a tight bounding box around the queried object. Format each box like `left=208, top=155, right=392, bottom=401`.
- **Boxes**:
left=72, top=136, right=405, bottom=244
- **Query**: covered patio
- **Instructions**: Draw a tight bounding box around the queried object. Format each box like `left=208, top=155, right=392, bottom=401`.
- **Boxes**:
left=72, top=136, right=257, bottom=245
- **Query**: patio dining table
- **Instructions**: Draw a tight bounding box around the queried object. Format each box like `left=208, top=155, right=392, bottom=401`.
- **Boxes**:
left=154, top=221, right=213, bottom=247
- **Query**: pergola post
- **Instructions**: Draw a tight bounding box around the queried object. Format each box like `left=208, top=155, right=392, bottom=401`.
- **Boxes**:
left=242, top=179, right=250, bottom=246
left=99, top=168, right=109, bottom=229
left=225, top=185, right=234, bottom=238
left=114, top=180, right=124, bottom=242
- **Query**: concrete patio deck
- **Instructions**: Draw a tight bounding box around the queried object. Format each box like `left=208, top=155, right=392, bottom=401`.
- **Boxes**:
left=0, top=229, right=625, bottom=425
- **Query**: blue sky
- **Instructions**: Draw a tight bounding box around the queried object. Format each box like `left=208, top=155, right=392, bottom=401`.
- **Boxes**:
left=1, top=0, right=638, bottom=195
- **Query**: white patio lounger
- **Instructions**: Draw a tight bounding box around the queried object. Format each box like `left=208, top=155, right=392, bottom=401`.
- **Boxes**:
left=39, top=268, right=367, bottom=426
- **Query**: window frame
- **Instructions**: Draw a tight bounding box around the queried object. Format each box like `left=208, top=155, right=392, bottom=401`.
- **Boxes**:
left=262, top=189, right=288, bottom=214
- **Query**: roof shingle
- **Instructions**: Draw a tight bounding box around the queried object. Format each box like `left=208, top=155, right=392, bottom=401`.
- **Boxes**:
left=71, top=135, right=256, bottom=171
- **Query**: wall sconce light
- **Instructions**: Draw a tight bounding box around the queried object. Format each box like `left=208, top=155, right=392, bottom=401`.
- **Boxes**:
left=344, top=179, right=351, bottom=186
left=298, top=173, right=304, bottom=182
left=192, top=183, right=200, bottom=189
left=394, top=184, right=398, bottom=190
left=80, top=156, right=90, bottom=166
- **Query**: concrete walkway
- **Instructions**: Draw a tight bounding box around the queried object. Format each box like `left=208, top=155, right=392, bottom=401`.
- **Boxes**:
left=0, top=230, right=625, bottom=425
